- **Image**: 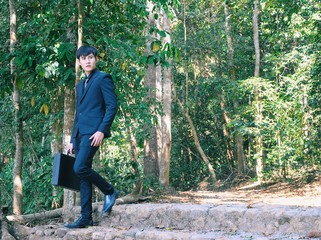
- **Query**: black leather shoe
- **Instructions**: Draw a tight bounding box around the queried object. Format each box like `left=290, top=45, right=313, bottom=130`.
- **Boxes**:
left=102, top=189, right=118, bottom=213
left=64, top=216, right=93, bottom=228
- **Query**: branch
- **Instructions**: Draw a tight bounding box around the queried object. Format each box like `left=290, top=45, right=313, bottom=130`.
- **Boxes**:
left=6, top=208, right=63, bottom=224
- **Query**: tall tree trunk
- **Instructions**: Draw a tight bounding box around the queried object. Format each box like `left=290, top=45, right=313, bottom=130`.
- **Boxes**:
left=143, top=0, right=161, bottom=181
left=62, top=87, right=76, bottom=208
left=143, top=76, right=161, bottom=180
left=63, top=0, right=81, bottom=208
left=10, top=0, right=23, bottom=215
left=143, top=63, right=160, bottom=181
left=159, top=10, right=171, bottom=187
left=253, top=0, right=260, bottom=78
left=224, top=2, right=246, bottom=175
left=182, top=0, right=189, bottom=108
left=51, top=100, right=63, bottom=208
left=253, top=0, right=264, bottom=182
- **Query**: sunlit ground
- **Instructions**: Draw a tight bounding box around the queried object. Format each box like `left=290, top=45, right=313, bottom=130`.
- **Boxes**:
left=161, top=179, right=321, bottom=207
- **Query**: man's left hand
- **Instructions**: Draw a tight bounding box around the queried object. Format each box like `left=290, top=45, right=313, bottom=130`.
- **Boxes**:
left=89, top=131, right=104, bottom=147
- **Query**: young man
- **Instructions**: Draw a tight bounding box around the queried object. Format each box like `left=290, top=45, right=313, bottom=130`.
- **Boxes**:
left=64, top=45, right=118, bottom=228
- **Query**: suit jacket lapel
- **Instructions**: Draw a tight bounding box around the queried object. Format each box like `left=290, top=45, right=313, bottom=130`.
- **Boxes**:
left=76, top=80, right=85, bottom=103
left=80, top=70, right=97, bottom=103
left=81, top=82, right=89, bottom=102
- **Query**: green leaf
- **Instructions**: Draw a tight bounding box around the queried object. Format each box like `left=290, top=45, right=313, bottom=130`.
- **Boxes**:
left=158, top=30, right=166, bottom=38
left=17, top=78, right=23, bottom=90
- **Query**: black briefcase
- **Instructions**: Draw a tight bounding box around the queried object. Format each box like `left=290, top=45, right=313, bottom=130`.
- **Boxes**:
left=52, top=153, right=80, bottom=191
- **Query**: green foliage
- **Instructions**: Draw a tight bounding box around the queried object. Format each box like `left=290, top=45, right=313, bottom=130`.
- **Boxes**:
left=100, top=153, right=142, bottom=194
left=1, top=0, right=179, bottom=213
left=1, top=0, right=321, bottom=214
left=169, top=0, right=321, bottom=189
left=0, top=0, right=151, bottom=214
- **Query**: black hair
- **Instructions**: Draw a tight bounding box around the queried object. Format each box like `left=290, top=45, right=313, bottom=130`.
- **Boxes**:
left=76, top=45, right=98, bottom=59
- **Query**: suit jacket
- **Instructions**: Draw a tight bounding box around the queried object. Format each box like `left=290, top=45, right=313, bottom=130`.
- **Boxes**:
left=71, top=69, right=118, bottom=140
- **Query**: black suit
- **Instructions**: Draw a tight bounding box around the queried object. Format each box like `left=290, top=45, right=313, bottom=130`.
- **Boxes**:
left=72, top=69, right=118, bottom=139
left=71, top=69, right=118, bottom=220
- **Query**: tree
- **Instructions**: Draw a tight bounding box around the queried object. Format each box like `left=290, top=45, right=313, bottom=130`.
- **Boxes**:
left=253, top=0, right=263, bottom=182
left=172, top=0, right=218, bottom=183
left=143, top=0, right=161, bottom=182
left=159, top=9, right=172, bottom=187
left=143, top=1, right=174, bottom=187
left=10, top=0, right=23, bottom=215
left=223, top=1, right=246, bottom=175
left=63, top=0, right=80, bottom=209
left=2, top=0, right=321, bottom=215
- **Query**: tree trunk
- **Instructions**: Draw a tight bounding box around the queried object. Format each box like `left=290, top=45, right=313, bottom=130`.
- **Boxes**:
left=51, top=101, right=63, bottom=208
left=253, top=0, right=264, bottom=182
left=6, top=208, right=63, bottom=224
left=62, top=88, right=76, bottom=208
left=182, top=0, right=189, bottom=108
left=159, top=10, right=172, bottom=187
left=224, top=2, right=246, bottom=175
left=63, top=0, right=81, bottom=208
left=10, top=0, right=23, bottom=216
left=143, top=0, right=161, bottom=181
left=253, top=0, right=260, bottom=78
left=143, top=67, right=160, bottom=180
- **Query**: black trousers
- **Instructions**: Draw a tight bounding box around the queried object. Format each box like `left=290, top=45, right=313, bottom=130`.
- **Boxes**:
left=73, top=134, right=114, bottom=219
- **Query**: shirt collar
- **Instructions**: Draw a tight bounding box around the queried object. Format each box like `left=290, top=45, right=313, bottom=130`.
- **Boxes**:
left=85, top=68, right=97, bottom=79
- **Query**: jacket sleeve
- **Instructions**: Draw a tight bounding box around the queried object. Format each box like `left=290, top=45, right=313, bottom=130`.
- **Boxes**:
left=98, top=74, right=118, bottom=137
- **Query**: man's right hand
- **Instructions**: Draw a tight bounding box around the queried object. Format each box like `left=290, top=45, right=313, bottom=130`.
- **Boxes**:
left=68, top=143, right=74, bottom=154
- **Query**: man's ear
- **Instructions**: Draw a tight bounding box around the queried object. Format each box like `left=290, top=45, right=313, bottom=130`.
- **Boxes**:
left=76, top=58, right=80, bottom=65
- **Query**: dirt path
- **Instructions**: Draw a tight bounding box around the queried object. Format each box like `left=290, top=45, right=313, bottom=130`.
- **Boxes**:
left=159, top=178, right=321, bottom=207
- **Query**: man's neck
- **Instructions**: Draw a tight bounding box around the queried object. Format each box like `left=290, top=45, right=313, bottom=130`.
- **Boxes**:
left=85, top=68, right=97, bottom=76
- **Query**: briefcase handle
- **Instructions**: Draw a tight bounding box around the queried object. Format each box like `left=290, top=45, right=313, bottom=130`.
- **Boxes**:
left=66, top=149, right=74, bottom=156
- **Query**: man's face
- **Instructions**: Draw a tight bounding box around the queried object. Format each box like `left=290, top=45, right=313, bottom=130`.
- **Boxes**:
left=78, top=53, right=98, bottom=74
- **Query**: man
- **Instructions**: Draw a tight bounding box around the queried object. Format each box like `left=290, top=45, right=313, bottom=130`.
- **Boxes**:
left=65, top=45, right=118, bottom=229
